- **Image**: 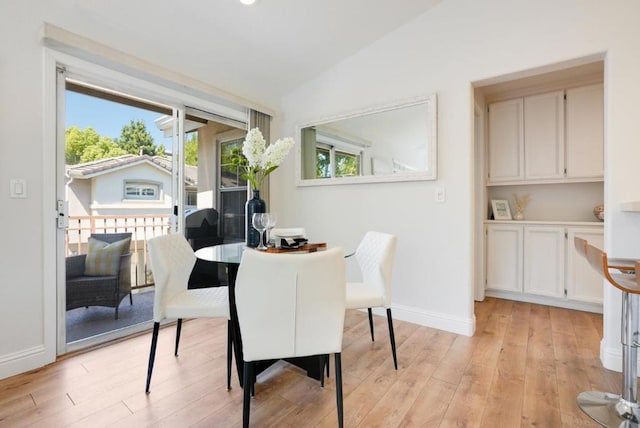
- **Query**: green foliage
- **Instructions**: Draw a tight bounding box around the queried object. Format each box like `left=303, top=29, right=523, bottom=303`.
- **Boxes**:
left=66, top=120, right=162, bottom=165
left=184, top=133, right=198, bottom=166
left=316, top=148, right=330, bottom=178
left=115, top=120, right=156, bottom=156
left=220, top=140, right=247, bottom=188
left=156, top=144, right=167, bottom=157
left=335, top=152, right=358, bottom=176
left=65, top=126, right=126, bottom=164
left=314, top=148, right=358, bottom=178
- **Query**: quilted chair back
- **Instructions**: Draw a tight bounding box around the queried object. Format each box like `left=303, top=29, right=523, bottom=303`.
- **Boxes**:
left=148, top=234, right=196, bottom=322
left=235, top=247, right=346, bottom=362
left=355, top=231, right=397, bottom=308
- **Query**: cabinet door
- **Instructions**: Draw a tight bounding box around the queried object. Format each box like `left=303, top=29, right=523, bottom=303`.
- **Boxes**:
left=486, top=224, right=523, bottom=292
left=565, top=83, right=604, bottom=179
left=524, top=91, right=565, bottom=180
left=487, top=98, right=524, bottom=183
left=566, top=227, right=604, bottom=303
left=523, top=225, right=565, bottom=297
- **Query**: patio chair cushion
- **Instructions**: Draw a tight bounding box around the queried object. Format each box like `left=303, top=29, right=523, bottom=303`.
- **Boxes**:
left=84, top=236, right=131, bottom=276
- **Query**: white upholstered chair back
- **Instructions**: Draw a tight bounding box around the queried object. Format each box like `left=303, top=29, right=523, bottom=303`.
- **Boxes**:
left=355, top=231, right=397, bottom=308
left=235, top=247, right=346, bottom=362
left=148, top=233, right=196, bottom=323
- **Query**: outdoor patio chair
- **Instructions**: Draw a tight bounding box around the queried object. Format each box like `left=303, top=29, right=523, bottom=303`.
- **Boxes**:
left=65, top=232, right=133, bottom=320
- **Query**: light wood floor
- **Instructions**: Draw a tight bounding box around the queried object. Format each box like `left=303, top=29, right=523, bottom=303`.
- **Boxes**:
left=0, top=298, right=619, bottom=427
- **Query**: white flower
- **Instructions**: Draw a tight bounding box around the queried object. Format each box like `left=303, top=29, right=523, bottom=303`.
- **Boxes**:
left=263, top=137, right=295, bottom=169
left=238, top=128, right=295, bottom=190
left=242, top=128, right=267, bottom=168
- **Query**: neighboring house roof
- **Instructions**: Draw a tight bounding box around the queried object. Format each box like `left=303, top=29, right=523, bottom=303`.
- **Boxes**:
left=66, top=154, right=198, bottom=185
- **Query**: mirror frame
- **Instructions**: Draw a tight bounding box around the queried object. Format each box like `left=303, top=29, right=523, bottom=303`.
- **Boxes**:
left=295, top=94, right=437, bottom=186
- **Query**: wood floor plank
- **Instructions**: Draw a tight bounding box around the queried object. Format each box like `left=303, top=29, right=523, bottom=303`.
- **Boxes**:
left=479, top=374, right=524, bottom=428
left=400, top=378, right=457, bottom=427
left=521, top=367, right=563, bottom=427
left=438, top=363, right=495, bottom=428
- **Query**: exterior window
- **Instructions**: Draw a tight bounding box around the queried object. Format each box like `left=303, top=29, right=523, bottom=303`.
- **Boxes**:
left=219, top=138, right=248, bottom=242
left=315, top=145, right=360, bottom=178
left=124, top=181, right=160, bottom=200
left=185, top=190, right=197, bottom=206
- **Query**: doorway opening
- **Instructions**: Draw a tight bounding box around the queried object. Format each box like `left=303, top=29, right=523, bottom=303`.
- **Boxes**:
left=61, top=77, right=248, bottom=351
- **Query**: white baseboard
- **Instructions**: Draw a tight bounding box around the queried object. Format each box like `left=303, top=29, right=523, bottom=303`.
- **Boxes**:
left=485, top=289, right=603, bottom=314
left=369, top=303, right=475, bottom=337
left=0, top=345, right=49, bottom=380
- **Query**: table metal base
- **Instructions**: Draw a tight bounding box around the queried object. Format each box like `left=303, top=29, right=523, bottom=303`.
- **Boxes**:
left=578, top=391, right=640, bottom=427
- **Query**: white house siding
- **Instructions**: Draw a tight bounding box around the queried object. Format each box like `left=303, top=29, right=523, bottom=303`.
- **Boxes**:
left=88, top=162, right=172, bottom=216
left=66, top=177, right=91, bottom=217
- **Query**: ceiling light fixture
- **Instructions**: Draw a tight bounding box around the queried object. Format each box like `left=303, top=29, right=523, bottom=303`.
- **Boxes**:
left=240, top=0, right=256, bottom=5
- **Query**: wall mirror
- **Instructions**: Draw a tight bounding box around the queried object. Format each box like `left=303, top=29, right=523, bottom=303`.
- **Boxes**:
left=296, top=94, right=437, bottom=186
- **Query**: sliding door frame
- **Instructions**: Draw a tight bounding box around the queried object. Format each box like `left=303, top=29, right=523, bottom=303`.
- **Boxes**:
left=44, top=48, right=248, bottom=356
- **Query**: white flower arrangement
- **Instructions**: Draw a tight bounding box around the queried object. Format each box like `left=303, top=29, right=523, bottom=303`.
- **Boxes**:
left=234, top=128, right=295, bottom=191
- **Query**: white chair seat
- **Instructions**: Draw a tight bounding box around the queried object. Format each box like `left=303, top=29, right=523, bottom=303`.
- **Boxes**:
left=345, top=282, right=385, bottom=309
left=165, top=287, right=230, bottom=319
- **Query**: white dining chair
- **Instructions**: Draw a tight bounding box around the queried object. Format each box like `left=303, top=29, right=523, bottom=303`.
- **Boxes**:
left=145, top=233, right=231, bottom=393
left=345, top=231, right=398, bottom=369
left=235, top=247, right=346, bottom=428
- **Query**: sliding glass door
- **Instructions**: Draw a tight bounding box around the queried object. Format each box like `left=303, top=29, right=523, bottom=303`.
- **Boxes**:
left=56, top=66, right=248, bottom=353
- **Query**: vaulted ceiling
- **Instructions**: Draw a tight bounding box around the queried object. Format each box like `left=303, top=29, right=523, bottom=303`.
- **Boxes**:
left=41, top=0, right=443, bottom=106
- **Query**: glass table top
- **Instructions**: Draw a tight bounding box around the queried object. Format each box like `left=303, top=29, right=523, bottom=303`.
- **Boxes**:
left=194, top=242, right=354, bottom=264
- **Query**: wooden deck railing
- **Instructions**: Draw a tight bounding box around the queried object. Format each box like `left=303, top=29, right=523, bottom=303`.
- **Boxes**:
left=66, top=215, right=171, bottom=289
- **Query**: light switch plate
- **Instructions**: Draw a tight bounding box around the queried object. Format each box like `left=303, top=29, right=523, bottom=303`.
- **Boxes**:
left=435, top=187, right=446, bottom=203
left=10, top=179, right=27, bottom=198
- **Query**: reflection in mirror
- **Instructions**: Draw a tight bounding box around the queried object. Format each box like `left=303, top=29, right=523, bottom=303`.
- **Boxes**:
left=297, top=94, right=437, bottom=185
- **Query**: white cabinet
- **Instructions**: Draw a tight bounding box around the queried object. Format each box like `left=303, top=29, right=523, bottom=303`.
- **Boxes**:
left=566, top=227, right=604, bottom=303
left=524, top=91, right=565, bottom=180
left=487, top=98, right=524, bottom=183
left=485, top=223, right=603, bottom=307
left=565, top=83, right=604, bottom=179
left=487, top=84, right=603, bottom=184
left=486, top=224, right=523, bottom=292
left=523, top=225, right=565, bottom=297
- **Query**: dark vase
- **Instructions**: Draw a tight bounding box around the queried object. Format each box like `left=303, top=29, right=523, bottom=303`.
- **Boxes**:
left=245, top=189, right=266, bottom=247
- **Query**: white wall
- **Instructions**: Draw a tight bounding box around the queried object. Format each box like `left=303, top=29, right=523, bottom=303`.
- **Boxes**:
left=3, top=0, right=640, bottom=380
left=273, top=0, right=640, bottom=371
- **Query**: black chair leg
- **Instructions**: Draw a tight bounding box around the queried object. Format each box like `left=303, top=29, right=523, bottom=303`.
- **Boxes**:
left=115, top=305, right=119, bottom=320
left=175, top=319, right=183, bottom=356
left=129, top=292, right=133, bottom=305
left=243, top=361, right=253, bottom=428
left=335, top=353, right=344, bottom=428
left=320, top=355, right=326, bottom=387
left=368, top=308, right=375, bottom=341
left=227, top=320, right=232, bottom=390
left=386, top=308, right=398, bottom=370
left=145, top=322, right=160, bottom=393
left=326, top=354, right=330, bottom=378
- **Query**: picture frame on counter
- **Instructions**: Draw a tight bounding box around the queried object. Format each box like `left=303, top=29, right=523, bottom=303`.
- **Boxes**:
left=491, top=199, right=512, bottom=220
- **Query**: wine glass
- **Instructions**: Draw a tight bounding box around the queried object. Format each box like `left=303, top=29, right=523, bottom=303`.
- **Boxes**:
left=266, top=212, right=277, bottom=246
left=252, top=213, right=269, bottom=250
